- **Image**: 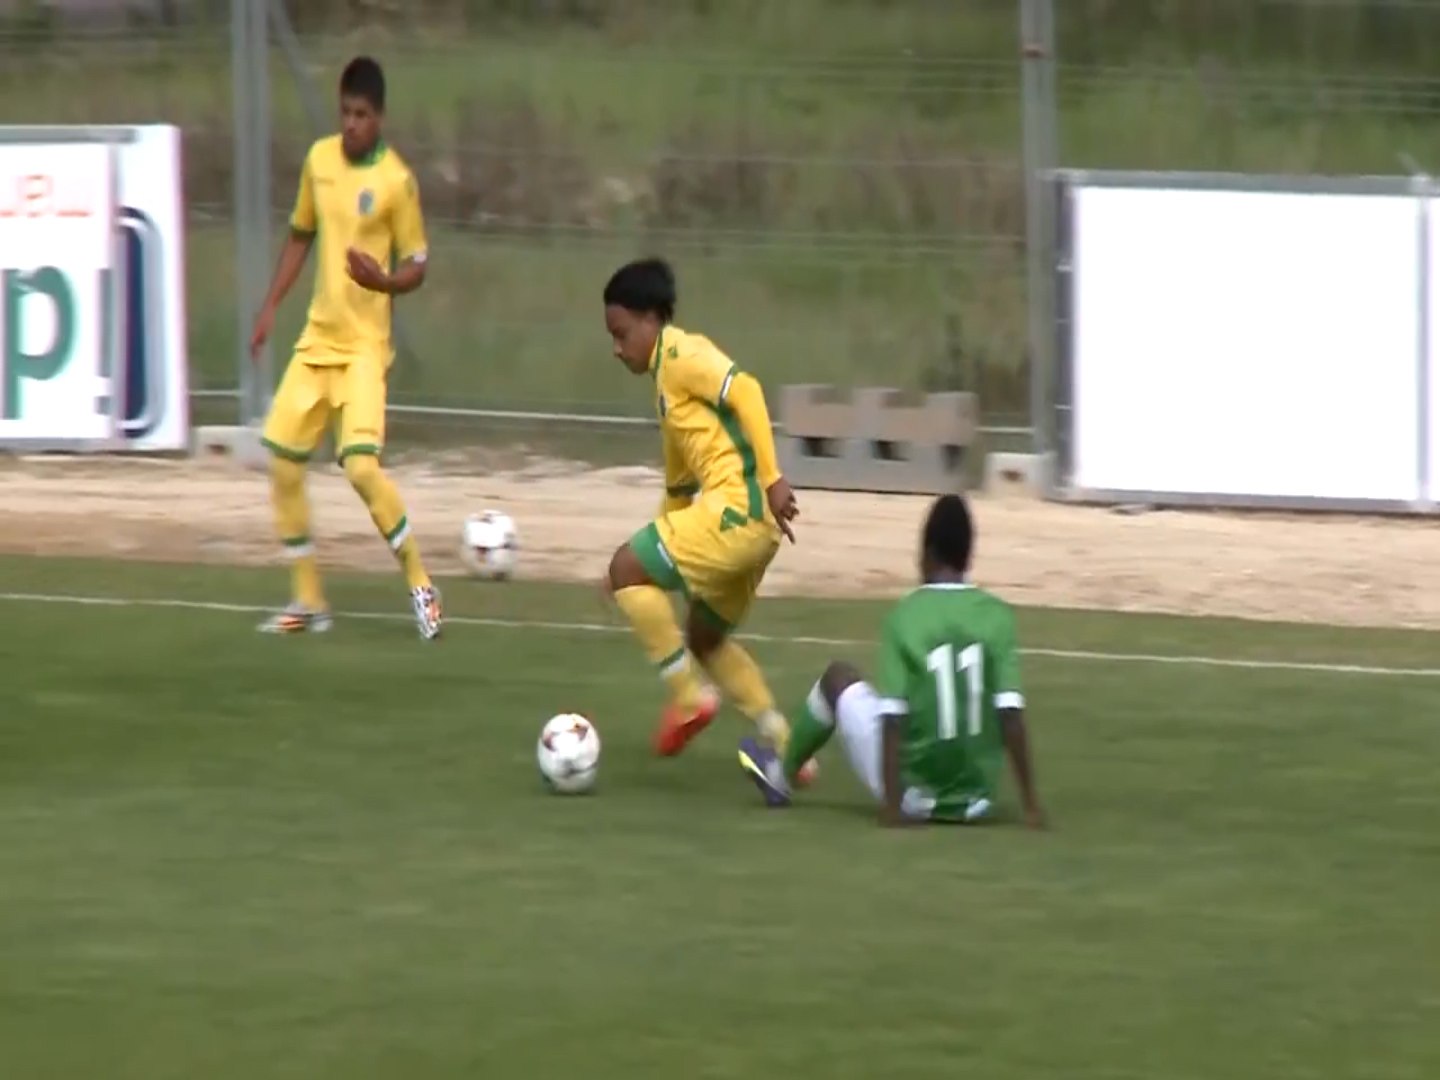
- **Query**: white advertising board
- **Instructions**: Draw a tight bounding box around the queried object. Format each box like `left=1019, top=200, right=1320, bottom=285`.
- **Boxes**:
left=1068, top=183, right=1422, bottom=506
left=116, top=125, right=188, bottom=452
left=0, top=143, right=116, bottom=443
left=0, top=125, right=187, bottom=451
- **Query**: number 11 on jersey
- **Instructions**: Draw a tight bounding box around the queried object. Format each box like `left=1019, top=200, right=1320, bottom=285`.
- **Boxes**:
left=926, top=642, right=983, bottom=739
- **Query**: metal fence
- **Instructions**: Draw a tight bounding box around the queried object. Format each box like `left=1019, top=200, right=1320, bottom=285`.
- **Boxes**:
left=2, top=0, right=1437, bottom=459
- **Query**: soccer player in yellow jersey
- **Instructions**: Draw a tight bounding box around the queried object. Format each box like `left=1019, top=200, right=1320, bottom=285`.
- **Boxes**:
left=248, top=56, right=442, bottom=640
left=602, top=257, right=814, bottom=772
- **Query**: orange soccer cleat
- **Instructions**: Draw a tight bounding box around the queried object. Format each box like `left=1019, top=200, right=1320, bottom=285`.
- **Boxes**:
left=654, top=690, right=720, bottom=757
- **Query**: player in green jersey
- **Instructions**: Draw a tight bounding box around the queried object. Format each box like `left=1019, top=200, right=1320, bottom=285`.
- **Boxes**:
left=737, top=494, right=1044, bottom=828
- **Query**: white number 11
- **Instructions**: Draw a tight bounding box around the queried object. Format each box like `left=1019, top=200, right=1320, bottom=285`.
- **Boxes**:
left=926, top=643, right=983, bottom=739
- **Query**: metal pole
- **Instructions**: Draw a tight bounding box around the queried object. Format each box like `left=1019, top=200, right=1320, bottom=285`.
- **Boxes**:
left=1020, top=0, right=1058, bottom=466
left=249, top=0, right=272, bottom=418
left=231, top=0, right=271, bottom=427
left=230, top=0, right=253, bottom=426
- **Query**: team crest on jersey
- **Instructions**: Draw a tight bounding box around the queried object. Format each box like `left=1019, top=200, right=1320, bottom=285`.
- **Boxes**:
left=358, top=189, right=375, bottom=215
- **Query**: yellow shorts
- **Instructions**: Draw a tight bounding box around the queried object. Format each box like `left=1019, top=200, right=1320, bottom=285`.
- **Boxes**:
left=630, top=494, right=780, bottom=631
left=261, top=352, right=387, bottom=461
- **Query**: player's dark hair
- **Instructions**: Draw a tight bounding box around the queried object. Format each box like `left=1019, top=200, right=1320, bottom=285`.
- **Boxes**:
left=603, top=257, right=677, bottom=322
left=340, top=56, right=386, bottom=112
left=922, top=494, right=973, bottom=575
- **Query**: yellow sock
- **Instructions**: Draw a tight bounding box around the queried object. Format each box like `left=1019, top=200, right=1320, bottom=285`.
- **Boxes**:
left=702, top=640, right=791, bottom=750
left=270, top=456, right=326, bottom=610
left=613, top=585, right=708, bottom=708
left=343, top=453, right=431, bottom=590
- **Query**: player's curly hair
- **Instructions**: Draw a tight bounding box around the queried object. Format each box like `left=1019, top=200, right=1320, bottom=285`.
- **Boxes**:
left=341, top=56, right=386, bottom=112
left=922, top=494, right=973, bottom=574
left=603, top=257, right=677, bottom=322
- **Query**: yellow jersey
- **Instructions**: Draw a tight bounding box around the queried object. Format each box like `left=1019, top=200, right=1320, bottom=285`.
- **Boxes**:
left=652, top=325, right=774, bottom=525
left=288, top=135, right=427, bottom=365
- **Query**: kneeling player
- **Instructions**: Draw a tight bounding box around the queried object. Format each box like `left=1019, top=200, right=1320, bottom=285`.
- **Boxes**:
left=738, top=494, right=1044, bottom=828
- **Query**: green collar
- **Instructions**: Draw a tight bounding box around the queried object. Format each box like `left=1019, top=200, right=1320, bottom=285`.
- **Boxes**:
left=650, top=326, right=665, bottom=378
left=349, top=138, right=387, bottom=167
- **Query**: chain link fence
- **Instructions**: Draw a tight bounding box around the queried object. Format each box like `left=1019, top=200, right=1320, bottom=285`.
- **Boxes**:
left=1, top=0, right=1435, bottom=456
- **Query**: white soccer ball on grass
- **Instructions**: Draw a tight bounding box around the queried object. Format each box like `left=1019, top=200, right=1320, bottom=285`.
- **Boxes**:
left=461, top=509, right=518, bottom=580
left=537, top=713, right=601, bottom=795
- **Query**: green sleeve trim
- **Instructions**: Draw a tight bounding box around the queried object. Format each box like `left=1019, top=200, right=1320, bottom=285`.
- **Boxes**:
left=701, top=397, right=764, bottom=521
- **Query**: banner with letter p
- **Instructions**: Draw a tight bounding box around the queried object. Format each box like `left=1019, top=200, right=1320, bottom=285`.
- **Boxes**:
left=0, top=143, right=116, bottom=445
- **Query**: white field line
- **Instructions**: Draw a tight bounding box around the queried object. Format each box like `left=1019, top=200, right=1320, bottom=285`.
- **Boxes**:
left=1, top=590, right=1438, bottom=679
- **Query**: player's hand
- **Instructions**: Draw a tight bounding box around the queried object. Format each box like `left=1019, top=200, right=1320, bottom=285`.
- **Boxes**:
left=248, top=305, right=275, bottom=361
left=766, top=477, right=799, bottom=543
left=878, top=805, right=918, bottom=829
left=346, top=247, right=390, bottom=293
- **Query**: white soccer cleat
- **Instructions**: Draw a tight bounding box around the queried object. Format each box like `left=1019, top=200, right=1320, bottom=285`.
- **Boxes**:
left=257, top=604, right=333, bottom=635
left=411, top=585, right=443, bottom=641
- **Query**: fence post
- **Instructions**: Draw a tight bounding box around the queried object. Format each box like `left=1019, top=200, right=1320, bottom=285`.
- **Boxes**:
left=1019, top=0, right=1058, bottom=468
left=231, top=0, right=270, bottom=427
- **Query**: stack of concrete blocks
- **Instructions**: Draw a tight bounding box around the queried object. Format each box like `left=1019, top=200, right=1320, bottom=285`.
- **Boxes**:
left=777, top=385, right=978, bottom=495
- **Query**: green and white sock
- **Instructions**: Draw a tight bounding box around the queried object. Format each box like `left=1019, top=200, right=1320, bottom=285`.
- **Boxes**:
left=784, top=681, right=836, bottom=781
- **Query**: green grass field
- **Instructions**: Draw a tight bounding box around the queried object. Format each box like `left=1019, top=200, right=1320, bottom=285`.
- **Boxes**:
left=1, top=555, right=1436, bottom=1078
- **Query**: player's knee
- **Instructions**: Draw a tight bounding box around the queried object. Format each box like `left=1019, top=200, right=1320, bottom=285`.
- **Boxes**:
left=820, top=661, right=862, bottom=711
left=341, top=451, right=382, bottom=495
left=607, top=544, right=650, bottom=594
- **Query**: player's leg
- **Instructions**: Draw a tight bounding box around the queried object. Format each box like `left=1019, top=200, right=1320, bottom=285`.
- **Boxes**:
left=684, top=600, right=789, bottom=752
left=607, top=521, right=717, bottom=754
left=336, top=358, right=441, bottom=640
left=681, top=521, right=808, bottom=761
left=738, top=659, right=861, bottom=806
left=258, top=361, right=332, bottom=633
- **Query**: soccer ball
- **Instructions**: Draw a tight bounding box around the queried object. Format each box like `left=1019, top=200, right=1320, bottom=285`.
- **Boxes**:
left=537, top=713, right=601, bottom=795
left=461, top=510, right=518, bottom=580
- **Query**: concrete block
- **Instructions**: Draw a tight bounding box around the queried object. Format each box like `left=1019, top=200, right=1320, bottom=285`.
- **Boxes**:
left=778, top=384, right=978, bottom=495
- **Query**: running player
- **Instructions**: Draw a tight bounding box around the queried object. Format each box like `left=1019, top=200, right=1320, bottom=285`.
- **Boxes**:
left=738, top=494, right=1045, bottom=827
left=602, top=257, right=807, bottom=762
left=249, top=56, right=442, bottom=640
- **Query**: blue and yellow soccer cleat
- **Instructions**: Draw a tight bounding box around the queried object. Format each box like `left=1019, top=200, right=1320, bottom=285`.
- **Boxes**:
left=738, top=737, right=791, bottom=808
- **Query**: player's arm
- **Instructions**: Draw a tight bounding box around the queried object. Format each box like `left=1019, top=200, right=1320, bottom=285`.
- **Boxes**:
left=999, top=708, right=1042, bottom=829
left=719, top=371, right=799, bottom=538
left=676, top=355, right=799, bottom=540
left=993, top=607, right=1044, bottom=829
left=250, top=153, right=317, bottom=357
left=873, top=611, right=916, bottom=827
left=386, top=171, right=428, bottom=295
left=879, top=710, right=911, bottom=827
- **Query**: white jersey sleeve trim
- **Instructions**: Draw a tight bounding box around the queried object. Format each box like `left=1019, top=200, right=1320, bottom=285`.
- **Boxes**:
left=995, top=691, right=1025, bottom=710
